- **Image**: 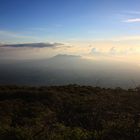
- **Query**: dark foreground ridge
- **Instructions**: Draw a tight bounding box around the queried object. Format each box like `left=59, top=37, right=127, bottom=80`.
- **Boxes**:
left=0, top=85, right=140, bottom=140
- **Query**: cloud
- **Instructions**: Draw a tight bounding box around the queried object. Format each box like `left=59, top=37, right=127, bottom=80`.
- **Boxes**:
left=123, top=18, right=140, bottom=23
left=0, top=42, right=64, bottom=48
left=0, top=42, right=75, bottom=60
left=90, top=48, right=103, bottom=56
left=110, top=47, right=117, bottom=55
left=90, top=47, right=137, bottom=57
left=109, top=47, right=133, bottom=55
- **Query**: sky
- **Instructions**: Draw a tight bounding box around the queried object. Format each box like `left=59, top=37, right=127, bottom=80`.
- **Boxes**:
left=1, top=0, right=140, bottom=87
left=0, top=0, right=140, bottom=63
left=0, top=0, right=140, bottom=43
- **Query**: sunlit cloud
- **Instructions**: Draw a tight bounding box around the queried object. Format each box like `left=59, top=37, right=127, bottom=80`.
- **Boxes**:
left=90, top=47, right=138, bottom=56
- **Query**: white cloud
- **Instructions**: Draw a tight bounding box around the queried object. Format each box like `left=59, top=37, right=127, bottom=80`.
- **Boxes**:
left=123, top=18, right=140, bottom=23
left=89, top=46, right=140, bottom=60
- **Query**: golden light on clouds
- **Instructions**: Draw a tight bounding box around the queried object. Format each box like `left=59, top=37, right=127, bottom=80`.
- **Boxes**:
left=1, top=36, right=140, bottom=66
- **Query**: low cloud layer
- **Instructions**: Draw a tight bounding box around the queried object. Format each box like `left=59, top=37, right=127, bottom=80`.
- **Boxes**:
left=90, top=47, right=137, bottom=56
left=0, top=42, right=64, bottom=48
left=0, top=42, right=74, bottom=60
left=0, top=40, right=140, bottom=65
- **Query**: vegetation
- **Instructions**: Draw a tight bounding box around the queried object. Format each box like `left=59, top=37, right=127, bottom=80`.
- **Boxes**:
left=0, top=85, right=140, bottom=140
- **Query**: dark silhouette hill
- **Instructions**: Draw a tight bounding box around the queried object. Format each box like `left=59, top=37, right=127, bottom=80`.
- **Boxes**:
left=0, top=85, right=140, bottom=140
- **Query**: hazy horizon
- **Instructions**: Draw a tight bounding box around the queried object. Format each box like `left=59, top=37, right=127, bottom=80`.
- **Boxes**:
left=0, top=0, right=140, bottom=88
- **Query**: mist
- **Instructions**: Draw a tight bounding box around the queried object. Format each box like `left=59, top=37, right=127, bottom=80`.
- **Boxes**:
left=0, top=54, right=140, bottom=88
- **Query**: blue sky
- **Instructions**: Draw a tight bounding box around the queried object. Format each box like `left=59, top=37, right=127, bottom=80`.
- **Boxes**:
left=0, top=0, right=140, bottom=43
left=1, top=0, right=140, bottom=87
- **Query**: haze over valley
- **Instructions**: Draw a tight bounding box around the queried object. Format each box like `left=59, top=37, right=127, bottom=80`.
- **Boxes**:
left=0, top=43, right=140, bottom=88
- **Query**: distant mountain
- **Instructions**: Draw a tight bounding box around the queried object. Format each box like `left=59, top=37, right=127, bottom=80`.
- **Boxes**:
left=53, top=54, right=81, bottom=58
left=0, top=54, right=140, bottom=88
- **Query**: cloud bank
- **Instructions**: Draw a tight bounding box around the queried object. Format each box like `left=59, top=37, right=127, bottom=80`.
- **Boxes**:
left=0, top=42, right=64, bottom=48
